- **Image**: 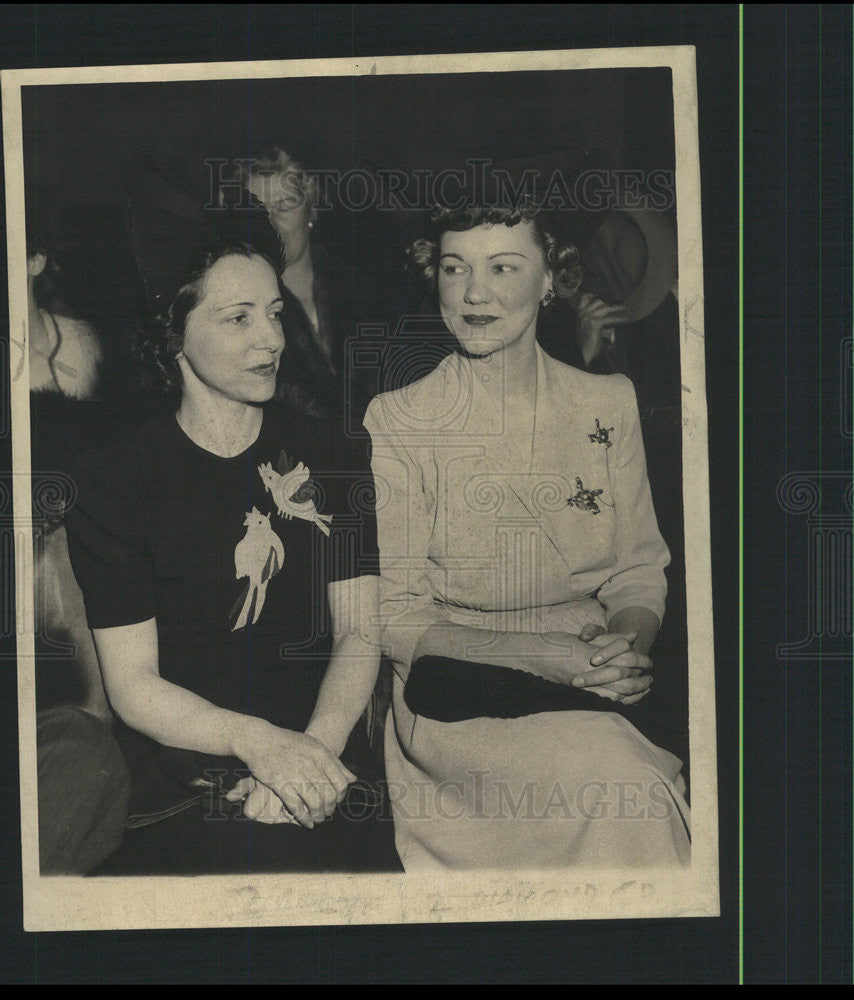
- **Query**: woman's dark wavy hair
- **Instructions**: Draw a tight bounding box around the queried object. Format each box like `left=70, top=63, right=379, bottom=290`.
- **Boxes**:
left=137, top=238, right=276, bottom=396
left=406, top=203, right=582, bottom=302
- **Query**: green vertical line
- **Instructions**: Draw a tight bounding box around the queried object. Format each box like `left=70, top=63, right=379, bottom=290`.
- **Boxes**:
left=739, top=3, right=745, bottom=986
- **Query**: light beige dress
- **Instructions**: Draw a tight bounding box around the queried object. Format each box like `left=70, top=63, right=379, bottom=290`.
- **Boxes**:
left=364, top=346, right=691, bottom=870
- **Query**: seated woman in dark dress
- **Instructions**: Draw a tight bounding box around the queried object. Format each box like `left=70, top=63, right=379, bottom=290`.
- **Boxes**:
left=65, top=238, right=397, bottom=874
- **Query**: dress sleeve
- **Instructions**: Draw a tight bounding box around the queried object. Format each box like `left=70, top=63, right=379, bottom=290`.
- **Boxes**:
left=324, top=426, right=381, bottom=584
left=65, top=441, right=156, bottom=629
left=596, top=376, right=670, bottom=626
left=363, top=395, right=448, bottom=673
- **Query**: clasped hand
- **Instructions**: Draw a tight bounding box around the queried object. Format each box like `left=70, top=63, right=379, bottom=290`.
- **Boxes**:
left=226, top=720, right=355, bottom=827
left=571, top=624, right=653, bottom=705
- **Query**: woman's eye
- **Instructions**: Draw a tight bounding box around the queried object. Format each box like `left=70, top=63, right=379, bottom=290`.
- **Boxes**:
left=491, top=264, right=515, bottom=274
left=227, top=313, right=249, bottom=325
left=272, top=197, right=301, bottom=213
left=440, top=264, right=467, bottom=275
left=269, top=311, right=284, bottom=325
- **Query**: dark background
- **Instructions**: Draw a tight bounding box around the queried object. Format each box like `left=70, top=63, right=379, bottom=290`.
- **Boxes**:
left=0, top=3, right=850, bottom=984
left=18, top=63, right=677, bottom=402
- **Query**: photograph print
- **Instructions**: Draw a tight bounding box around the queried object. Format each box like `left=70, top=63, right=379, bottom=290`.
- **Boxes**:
left=3, top=44, right=717, bottom=930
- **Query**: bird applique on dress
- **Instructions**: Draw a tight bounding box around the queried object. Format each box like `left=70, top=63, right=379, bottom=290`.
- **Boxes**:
left=258, top=452, right=332, bottom=537
left=230, top=506, right=285, bottom=631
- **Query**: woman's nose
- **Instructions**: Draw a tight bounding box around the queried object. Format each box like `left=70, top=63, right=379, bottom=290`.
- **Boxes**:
left=259, top=316, right=286, bottom=352
left=463, top=271, right=494, bottom=305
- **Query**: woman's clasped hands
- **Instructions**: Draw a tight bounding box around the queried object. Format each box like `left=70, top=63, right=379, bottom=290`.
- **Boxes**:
left=225, top=718, right=355, bottom=827
left=571, top=624, right=653, bottom=705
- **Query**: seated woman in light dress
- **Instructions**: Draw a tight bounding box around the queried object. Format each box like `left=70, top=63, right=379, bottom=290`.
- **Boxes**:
left=364, top=203, right=691, bottom=871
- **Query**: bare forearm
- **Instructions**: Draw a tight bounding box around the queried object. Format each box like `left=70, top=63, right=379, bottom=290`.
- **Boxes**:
left=93, top=619, right=354, bottom=827
left=306, top=635, right=380, bottom=757
left=107, top=671, right=269, bottom=761
left=607, top=606, right=660, bottom=656
left=411, top=622, right=594, bottom=685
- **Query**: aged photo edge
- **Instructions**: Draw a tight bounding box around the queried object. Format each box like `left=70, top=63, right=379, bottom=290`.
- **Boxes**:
left=4, top=44, right=720, bottom=932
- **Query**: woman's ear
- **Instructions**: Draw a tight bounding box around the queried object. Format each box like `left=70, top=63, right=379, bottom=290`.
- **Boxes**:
left=542, top=269, right=554, bottom=301
left=541, top=258, right=554, bottom=292
left=27, top=252, right=47, bottom=278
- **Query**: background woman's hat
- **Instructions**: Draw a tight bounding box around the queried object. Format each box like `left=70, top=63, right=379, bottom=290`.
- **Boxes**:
left=582, top=208, right=678, bottom=323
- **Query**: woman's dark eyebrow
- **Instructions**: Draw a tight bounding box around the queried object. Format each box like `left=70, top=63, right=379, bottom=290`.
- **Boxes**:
left=213, top=297, right=284, bottom=311
left=439, top=251, right=530, bottom=262
left=214, top=301, right=254, bottom=311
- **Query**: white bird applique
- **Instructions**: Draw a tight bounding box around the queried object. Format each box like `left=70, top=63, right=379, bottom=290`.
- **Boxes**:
left=258, top=455, right=332, bottom=537
left=229, top=506, right=285, bottom=631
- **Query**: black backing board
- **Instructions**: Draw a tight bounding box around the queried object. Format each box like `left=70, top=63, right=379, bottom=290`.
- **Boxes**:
left=0, top=3, right=850, bottom=984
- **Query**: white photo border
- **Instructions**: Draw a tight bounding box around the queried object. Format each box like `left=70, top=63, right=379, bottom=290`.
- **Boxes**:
left=3, top=45, right=718, bottom=931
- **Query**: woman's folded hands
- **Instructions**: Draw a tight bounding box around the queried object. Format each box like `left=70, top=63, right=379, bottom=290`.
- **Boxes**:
left=570, top=624, right=653, bottom=705
left=226, top=717, right=355, bottom=827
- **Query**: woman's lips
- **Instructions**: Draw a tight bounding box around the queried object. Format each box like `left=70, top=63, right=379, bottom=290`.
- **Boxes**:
left=247, top=362, right=277, bottom=377
left=462, top=314, right=499, bottom=326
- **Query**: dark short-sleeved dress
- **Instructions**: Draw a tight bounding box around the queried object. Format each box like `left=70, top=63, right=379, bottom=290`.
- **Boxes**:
left=66, top=406, right=398, bottom=874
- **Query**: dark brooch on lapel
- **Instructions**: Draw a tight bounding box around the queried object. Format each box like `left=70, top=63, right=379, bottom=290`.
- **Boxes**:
left=588, top=418, right=614, bottom=448
left=567, top=477, right=604, bottom=515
